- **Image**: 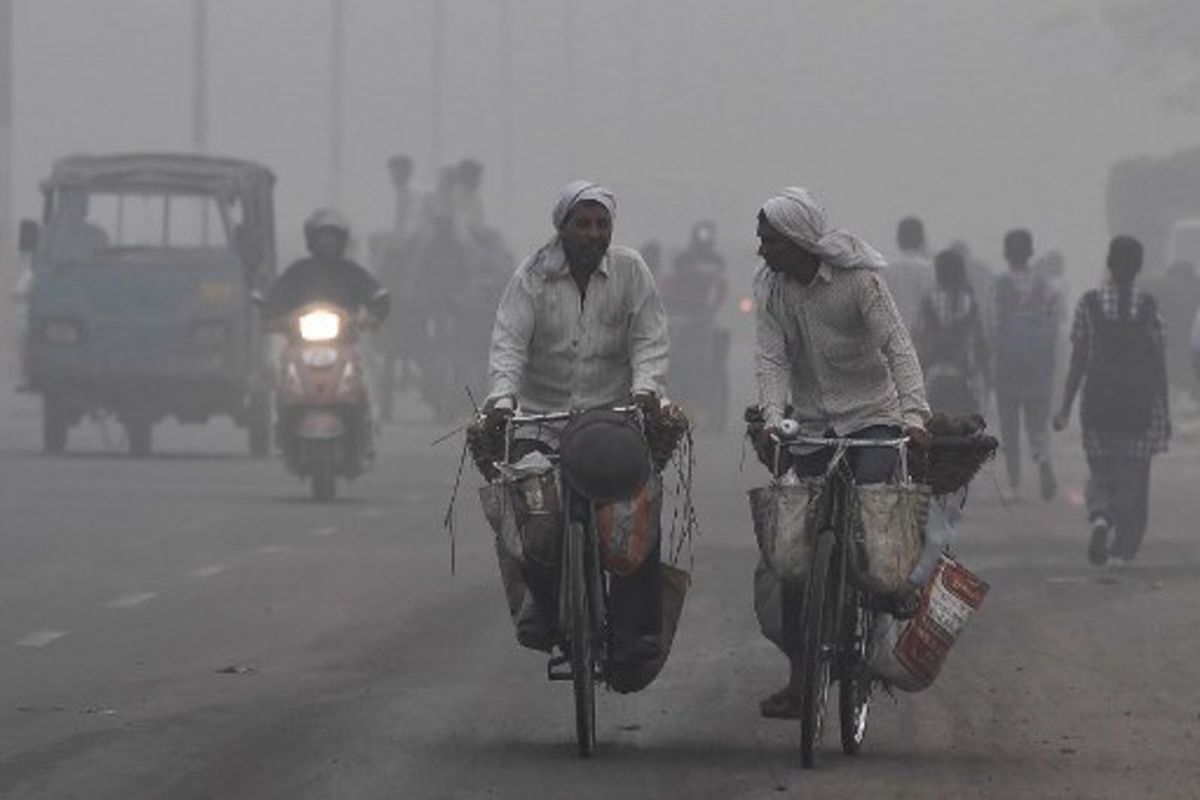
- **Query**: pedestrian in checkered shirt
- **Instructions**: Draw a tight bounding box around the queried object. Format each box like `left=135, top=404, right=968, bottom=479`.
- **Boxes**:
left=1053, top=236, right=1171, bottom=566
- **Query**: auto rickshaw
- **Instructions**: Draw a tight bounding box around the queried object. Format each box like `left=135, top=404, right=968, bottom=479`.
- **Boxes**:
left=20, top=153, right=277, bottom=456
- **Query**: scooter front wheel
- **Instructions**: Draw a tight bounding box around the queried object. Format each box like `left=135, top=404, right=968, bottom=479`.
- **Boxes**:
left=310, top=440, right=338, bottom=502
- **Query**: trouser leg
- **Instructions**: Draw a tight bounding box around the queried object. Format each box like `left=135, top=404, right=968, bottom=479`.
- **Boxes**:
left=521, top=561, right=560, bottom=632
left=609, top=539, right=663, bottom=638
left=1110, top=458, right=1152, bottom=559
left=996, top=383, right=1022, bottom=488
left=1024, top=384, right=1053, bottom=465
left=1084, top=454, right=1117, bottom=526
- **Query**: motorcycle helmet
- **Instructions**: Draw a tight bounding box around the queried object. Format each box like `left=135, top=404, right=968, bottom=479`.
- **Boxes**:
left=691, top=220, right=717, bottom=247
left=304, top=208, right=351, bottom=255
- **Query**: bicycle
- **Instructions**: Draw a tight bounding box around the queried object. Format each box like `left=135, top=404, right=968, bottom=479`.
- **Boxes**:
left=496, top=405, right=644, bottom=758
left=770, top=432, right=912, bottom=769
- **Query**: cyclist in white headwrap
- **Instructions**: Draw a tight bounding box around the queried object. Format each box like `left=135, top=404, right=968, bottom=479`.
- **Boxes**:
left=482, top=179, right=668, bottom=662
left=750, top=186, right=931, bottom=719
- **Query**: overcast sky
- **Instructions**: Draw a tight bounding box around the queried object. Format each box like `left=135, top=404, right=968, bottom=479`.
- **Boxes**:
left=10, top=0, right=1198, bottom=289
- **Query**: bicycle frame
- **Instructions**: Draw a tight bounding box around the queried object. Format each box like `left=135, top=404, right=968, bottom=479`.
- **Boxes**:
left=493, top=405, right=640, bottom=757
left=770, top=432, right=910, bottom=767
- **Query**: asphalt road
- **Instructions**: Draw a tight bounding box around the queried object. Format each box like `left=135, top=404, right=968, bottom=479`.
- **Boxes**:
left=1, top=390, right=1199, bottom=799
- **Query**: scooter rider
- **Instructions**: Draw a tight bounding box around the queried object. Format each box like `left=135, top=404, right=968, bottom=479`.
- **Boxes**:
left=264, top=209, right=391, bottom=324
left=264, top=210, right=391, bottom=454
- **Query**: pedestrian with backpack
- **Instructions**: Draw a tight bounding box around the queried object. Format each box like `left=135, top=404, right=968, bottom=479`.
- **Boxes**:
left=992, top=229, right=1061, bottom=502
left=1053, top=236, right=1171, bottom=566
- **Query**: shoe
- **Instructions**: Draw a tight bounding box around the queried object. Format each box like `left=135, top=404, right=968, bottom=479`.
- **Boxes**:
left=1107, top=556, right=1130, bottom=569
left=1039, top=462, right=1058, bottom=501
left=1088, top=518, right=1110, bottom=566
left=515, top=597, right=553, bottom=653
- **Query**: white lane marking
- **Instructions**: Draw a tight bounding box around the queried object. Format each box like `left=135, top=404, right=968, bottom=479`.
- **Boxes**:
left=16, top=630, right=68, bottom=647
left=190, top=565, right=227, bottom=578
left=107, top=592, right=157, bottom=609
left=257, top=545, right=291, bottom=555
left=358, top=508, right=386, bottom=519
left=310, top=526, right=338, bottom=538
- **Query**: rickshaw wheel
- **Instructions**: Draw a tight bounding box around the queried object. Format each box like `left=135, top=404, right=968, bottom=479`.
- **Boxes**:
left=126, top=420, right=153, bottom=458
left=42, top=395, right=68, bottom=455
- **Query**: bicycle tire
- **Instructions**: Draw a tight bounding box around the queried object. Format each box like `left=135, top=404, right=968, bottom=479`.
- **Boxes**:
left=839, top=597, right=872, bottom=755
left=800, top=530, right=835, bottom=769
left=568, top=520, right=597, bottom=757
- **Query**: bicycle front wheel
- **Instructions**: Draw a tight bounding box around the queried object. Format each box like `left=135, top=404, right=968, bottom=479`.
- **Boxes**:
left=567, top=520, right=596, bottom=757
left=839, top=596, right=872, bottom=755
left=800, top=530, right=835, bottom=769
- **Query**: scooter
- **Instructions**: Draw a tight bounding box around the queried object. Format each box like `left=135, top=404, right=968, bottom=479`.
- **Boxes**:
left=257, top=298, right=374, bottom=501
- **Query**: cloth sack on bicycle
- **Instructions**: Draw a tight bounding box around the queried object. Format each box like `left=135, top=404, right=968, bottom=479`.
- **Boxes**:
left=595, top=471, right=663, bottom=576
left=608, top=562, right=690, bottom=693
left=748, top=481, right=822, bottom=581
left=479, top=451, right=563, bottom=568
left=868, top=553, right=989, bottom=692
left=853, top=482, right=931, bottom=596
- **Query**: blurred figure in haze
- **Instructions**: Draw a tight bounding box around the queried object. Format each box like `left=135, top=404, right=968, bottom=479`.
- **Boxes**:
left=387, top=155, right=416, bottom=239
left=884, top=216, right=934, bottom=332
left=662, top=221, right=728, bottom=322
left=661, top=221, right=731, bottom=431
left=1147, top=259, right=1200, bottom=397
left=639, top=239, right=664, bottom=279
left=915, top=248, right=990, bottom=416
left=991, top=228, right=1060, bottom=502
left=1191, top=304, right=1200, bottom=390
left=452, top=158, right=486, bottom=240
left=1034, top=249, right=1072, bottom=390
left=1054, top=236, right=1170, bottom=566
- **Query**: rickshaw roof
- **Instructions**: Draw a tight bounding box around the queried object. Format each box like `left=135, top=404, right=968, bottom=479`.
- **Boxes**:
left=44, top=153, right=275, bottom=194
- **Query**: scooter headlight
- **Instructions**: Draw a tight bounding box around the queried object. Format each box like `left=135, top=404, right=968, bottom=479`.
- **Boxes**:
left=299, top=310, right=340, bottom=342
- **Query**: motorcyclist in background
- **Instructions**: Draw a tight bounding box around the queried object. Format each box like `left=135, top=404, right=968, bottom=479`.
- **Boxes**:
left=264, top=209, right=391, bottom=323
left=661, top=220, right=730, bottom=430
left=664, top=220, right=728, bottom=319
left=263, top=210, right=391, bottom=448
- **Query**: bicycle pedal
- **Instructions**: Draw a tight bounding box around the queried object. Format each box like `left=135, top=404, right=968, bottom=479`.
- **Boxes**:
left=547, top=653, right=573, bottom=681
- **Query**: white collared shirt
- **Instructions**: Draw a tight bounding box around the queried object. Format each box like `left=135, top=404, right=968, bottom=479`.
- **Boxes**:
left=755, top=263, right=930, bottom=434
left=488, top=244, right=669, bottom=412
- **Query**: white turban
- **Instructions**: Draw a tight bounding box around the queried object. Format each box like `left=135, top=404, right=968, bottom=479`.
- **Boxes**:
left=760, top=187, right=886, bottom=270
left=551, top=179, right=616, bottom=230
left=529, top=180, right=617, bottom=276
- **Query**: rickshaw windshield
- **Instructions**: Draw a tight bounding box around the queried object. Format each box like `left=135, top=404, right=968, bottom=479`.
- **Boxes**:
left=46, top=187, right=240, bottom=266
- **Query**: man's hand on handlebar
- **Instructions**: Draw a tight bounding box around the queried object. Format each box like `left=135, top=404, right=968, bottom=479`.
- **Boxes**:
left=904, top=424, right=931, bottom=449
left=480, top=395, right=516, bottom=432
left=630, top=390, right=660, bottom=418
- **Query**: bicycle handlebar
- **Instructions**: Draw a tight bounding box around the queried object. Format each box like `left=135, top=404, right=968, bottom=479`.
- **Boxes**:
left=507, top=405, right=638, bottom=426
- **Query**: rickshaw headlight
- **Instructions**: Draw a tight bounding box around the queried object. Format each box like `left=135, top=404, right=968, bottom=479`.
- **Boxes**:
left=299, top=310, right=340, bottom=342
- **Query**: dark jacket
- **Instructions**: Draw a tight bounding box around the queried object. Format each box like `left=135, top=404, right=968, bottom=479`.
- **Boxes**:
left=264, top=257, right=391, bottom=320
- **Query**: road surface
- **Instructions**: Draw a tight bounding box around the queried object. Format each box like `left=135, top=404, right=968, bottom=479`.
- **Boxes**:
left=1, top=391, right=1198, bottom=799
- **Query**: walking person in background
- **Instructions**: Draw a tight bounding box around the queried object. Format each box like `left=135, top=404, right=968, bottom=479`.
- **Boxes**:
left=915, top=248, right=990, bottom=416
left=1053, top=236, right=1171, bottom=566
left=992, top=228, right=1060, bottom=502
left=884, top=215, right=934, bottom=332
